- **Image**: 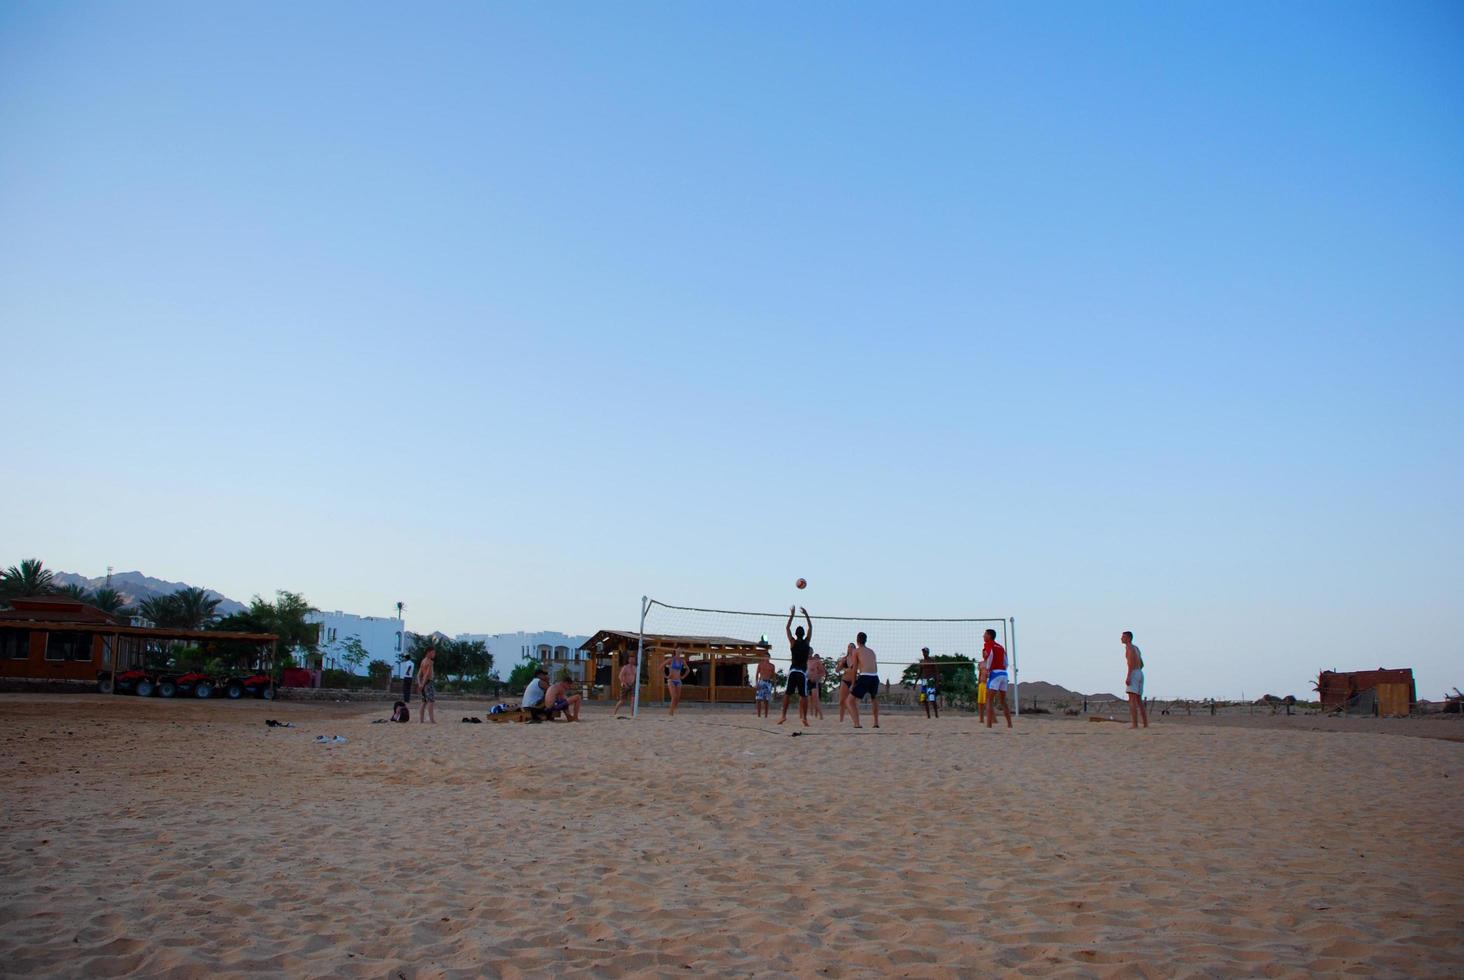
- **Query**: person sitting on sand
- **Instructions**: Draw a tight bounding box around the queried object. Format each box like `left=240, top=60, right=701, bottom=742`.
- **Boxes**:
left=545, top=671, right=582, bottom=722
left=846, top=632, right=880, bottom=729
left=754, top=647, right=775, bottom=719
left=613, top=655, right=639, bottom=718
left=390, top=700, right=410, bottom=723
left=1122, top=630, right=1148, bottom=729
left=522, top=668, right=554, bottom=721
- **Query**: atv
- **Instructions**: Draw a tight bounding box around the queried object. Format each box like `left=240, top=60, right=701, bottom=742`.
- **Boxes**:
left=223, top=672, right=276, bottom=700
left=99, top=667, right=159, bottom=697
left=159, top=671, right=217, bottom=699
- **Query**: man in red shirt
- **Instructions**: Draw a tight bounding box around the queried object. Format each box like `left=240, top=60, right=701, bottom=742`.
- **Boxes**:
left=981, top=629, right=1012, bottom=729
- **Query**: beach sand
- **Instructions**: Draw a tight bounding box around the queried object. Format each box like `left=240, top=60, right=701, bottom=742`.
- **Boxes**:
left=1, top=693, right=1460, bottom=977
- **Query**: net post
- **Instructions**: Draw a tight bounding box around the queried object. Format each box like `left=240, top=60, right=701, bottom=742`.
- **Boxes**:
left=632, top=596, right=648, bottom=719
left=1009, top=616, right=1019, bottom=717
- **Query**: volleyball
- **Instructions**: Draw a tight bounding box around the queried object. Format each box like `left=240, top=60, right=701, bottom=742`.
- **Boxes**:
left=796, top=578, right=807, bottom=589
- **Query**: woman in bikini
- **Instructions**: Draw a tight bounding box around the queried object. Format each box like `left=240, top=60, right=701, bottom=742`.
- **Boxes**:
left=665, top=650, right=688, bottom=717
left=837, top=642, right=857, bottom=722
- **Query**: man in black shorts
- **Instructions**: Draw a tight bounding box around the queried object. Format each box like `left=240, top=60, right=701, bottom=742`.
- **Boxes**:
left=778, top=605, right=813, bottom=727
left=846, top=632, right=881, bottom=729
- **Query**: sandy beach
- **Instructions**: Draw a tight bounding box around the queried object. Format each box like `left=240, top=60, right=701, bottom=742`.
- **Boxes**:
left=1, top=694, right=1460, bottom=978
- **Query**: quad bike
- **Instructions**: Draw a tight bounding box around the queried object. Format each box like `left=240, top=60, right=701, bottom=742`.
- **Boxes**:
left=159, top=671, right=217, bottom=699
left=99, top=667, right=158, bottom=696
left=222, top=672, right=276, bottom=700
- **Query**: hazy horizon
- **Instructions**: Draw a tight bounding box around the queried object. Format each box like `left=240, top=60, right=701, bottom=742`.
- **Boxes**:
left=2, top=3, right=1460, bottom=702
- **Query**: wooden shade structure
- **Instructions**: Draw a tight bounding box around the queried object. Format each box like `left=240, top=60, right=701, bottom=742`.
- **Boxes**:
left=579, top=630, right=770, bottom=704
left=0, top=595, right=278, bottom=691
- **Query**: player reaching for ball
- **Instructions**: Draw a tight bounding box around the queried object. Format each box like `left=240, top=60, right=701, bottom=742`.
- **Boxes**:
left=778, top=605, right=813, bottom=727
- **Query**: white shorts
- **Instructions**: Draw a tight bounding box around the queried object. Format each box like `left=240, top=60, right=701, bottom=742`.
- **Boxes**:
left=1126, top=669, right=1144, bottom=697
left=987, top=672, right=1008, bottom=693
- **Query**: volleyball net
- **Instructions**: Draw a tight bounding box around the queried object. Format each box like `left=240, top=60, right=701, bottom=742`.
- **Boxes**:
left=625, top=598, right=1018, bottom=716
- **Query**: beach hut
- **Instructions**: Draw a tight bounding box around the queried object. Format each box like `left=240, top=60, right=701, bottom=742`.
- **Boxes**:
left=1315, top=668, right=1416, bottom=717
left=579, top=630, right=770, bottom=704
left=0, top=594, right=278, bottom=694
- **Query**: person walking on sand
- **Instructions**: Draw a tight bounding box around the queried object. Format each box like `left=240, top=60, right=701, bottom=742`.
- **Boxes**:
left=846, top=632, right=881, bottom=729
left=754, top=647, right=776, bottom=718
left=917, top=647, right=941, bottom=719
left=779, top=606, right=814, bottom=726
left=612, top=655, right=639, bottom=718
left=806, top=652, right=826, bottom=720
left=1122, top=630, right=1148, bottom=729
left=981, top=629, right=1011, bottom=729
left=836, top=643, right=857, bottom=722
left=416, top=645, right=437, bottom=724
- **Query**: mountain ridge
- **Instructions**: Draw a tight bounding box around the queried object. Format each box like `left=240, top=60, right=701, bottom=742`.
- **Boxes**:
left=51, top=570, right=246, bottom=616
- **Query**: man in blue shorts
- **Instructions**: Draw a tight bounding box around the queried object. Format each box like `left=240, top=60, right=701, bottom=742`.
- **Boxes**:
left=753, top=646, right=775, bottom=718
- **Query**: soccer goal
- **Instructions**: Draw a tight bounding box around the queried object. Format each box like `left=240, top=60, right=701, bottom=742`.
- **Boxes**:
left=617, top=598, right=1018, bottom=718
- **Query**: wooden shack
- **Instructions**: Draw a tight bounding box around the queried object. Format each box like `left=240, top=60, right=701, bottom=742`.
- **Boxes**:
left=579, top=630, right=770, bottom=704
left=1316, top=668, right=1416, bottom=718
left=0, top=594, right=277, bottom=691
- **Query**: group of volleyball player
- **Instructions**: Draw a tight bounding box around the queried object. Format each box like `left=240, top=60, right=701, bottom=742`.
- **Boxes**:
left=754, top=606, right=1014, bottom=729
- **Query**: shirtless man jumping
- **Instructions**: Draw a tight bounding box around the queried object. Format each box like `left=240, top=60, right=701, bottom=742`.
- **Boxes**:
left=778, top=605, right=813, bottom=727
left=845, top=632, right=880, bottom=729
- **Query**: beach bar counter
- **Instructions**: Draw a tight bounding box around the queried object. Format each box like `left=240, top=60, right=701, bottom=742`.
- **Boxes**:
left=0, top=595, right=278, bottom=696
left=580, top=630, right=769, bottom=704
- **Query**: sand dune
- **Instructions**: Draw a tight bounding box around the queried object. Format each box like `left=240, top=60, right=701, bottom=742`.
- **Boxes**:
left=1, top=693, right=1460, bottom=977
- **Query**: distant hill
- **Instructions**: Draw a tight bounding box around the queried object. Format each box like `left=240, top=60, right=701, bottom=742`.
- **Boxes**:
left=1020, top=680, right=1125, bottom=703
left=52, top=570, right=246, bottom=616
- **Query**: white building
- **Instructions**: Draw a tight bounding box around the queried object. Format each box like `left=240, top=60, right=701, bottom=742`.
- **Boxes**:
left=454, top=630, right=590, bottom=680
left=308, top=610, right=407, bottom=674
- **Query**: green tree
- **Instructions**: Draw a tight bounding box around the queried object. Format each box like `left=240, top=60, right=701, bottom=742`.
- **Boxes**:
left=900, top=654, right=979, bottom=705
left=367, top=659, right=393, bottom=688
left=138, top=593, right=180, bottom=627
left=170, top=586, right=222, bottom=630
left=1, top=559, right=56, bottom=600
left=56, top=582, right=90, bottom=600
left=506, top=659, right=540, bottom=690
left=89, top=586, right=129, bottom=616
left=337, top=636, right=369, bottom=675
left=210, top=590, right=318, bottom=674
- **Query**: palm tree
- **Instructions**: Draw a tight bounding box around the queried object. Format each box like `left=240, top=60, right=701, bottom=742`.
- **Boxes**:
left=56, top=582, right=90, bottom=601
left=171, top=587, right=221, bottom=630
left=89, top=587, right=129, bottom=616
left=138, top=594, right=180, bottom=627
left=1, top=559, right=56, bottom=599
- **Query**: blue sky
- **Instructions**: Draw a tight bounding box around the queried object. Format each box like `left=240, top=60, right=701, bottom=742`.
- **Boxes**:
left=2, top=2, right=1460, bottom=699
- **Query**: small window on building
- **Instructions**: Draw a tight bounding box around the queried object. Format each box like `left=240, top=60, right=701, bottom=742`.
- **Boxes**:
left=2, top=629, right=28, bottom=660
left=395, top=632, right=402, bottom=651
left=46, top=632, right=92, bottom=662
left=45, top=629, right=92, bottom=662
